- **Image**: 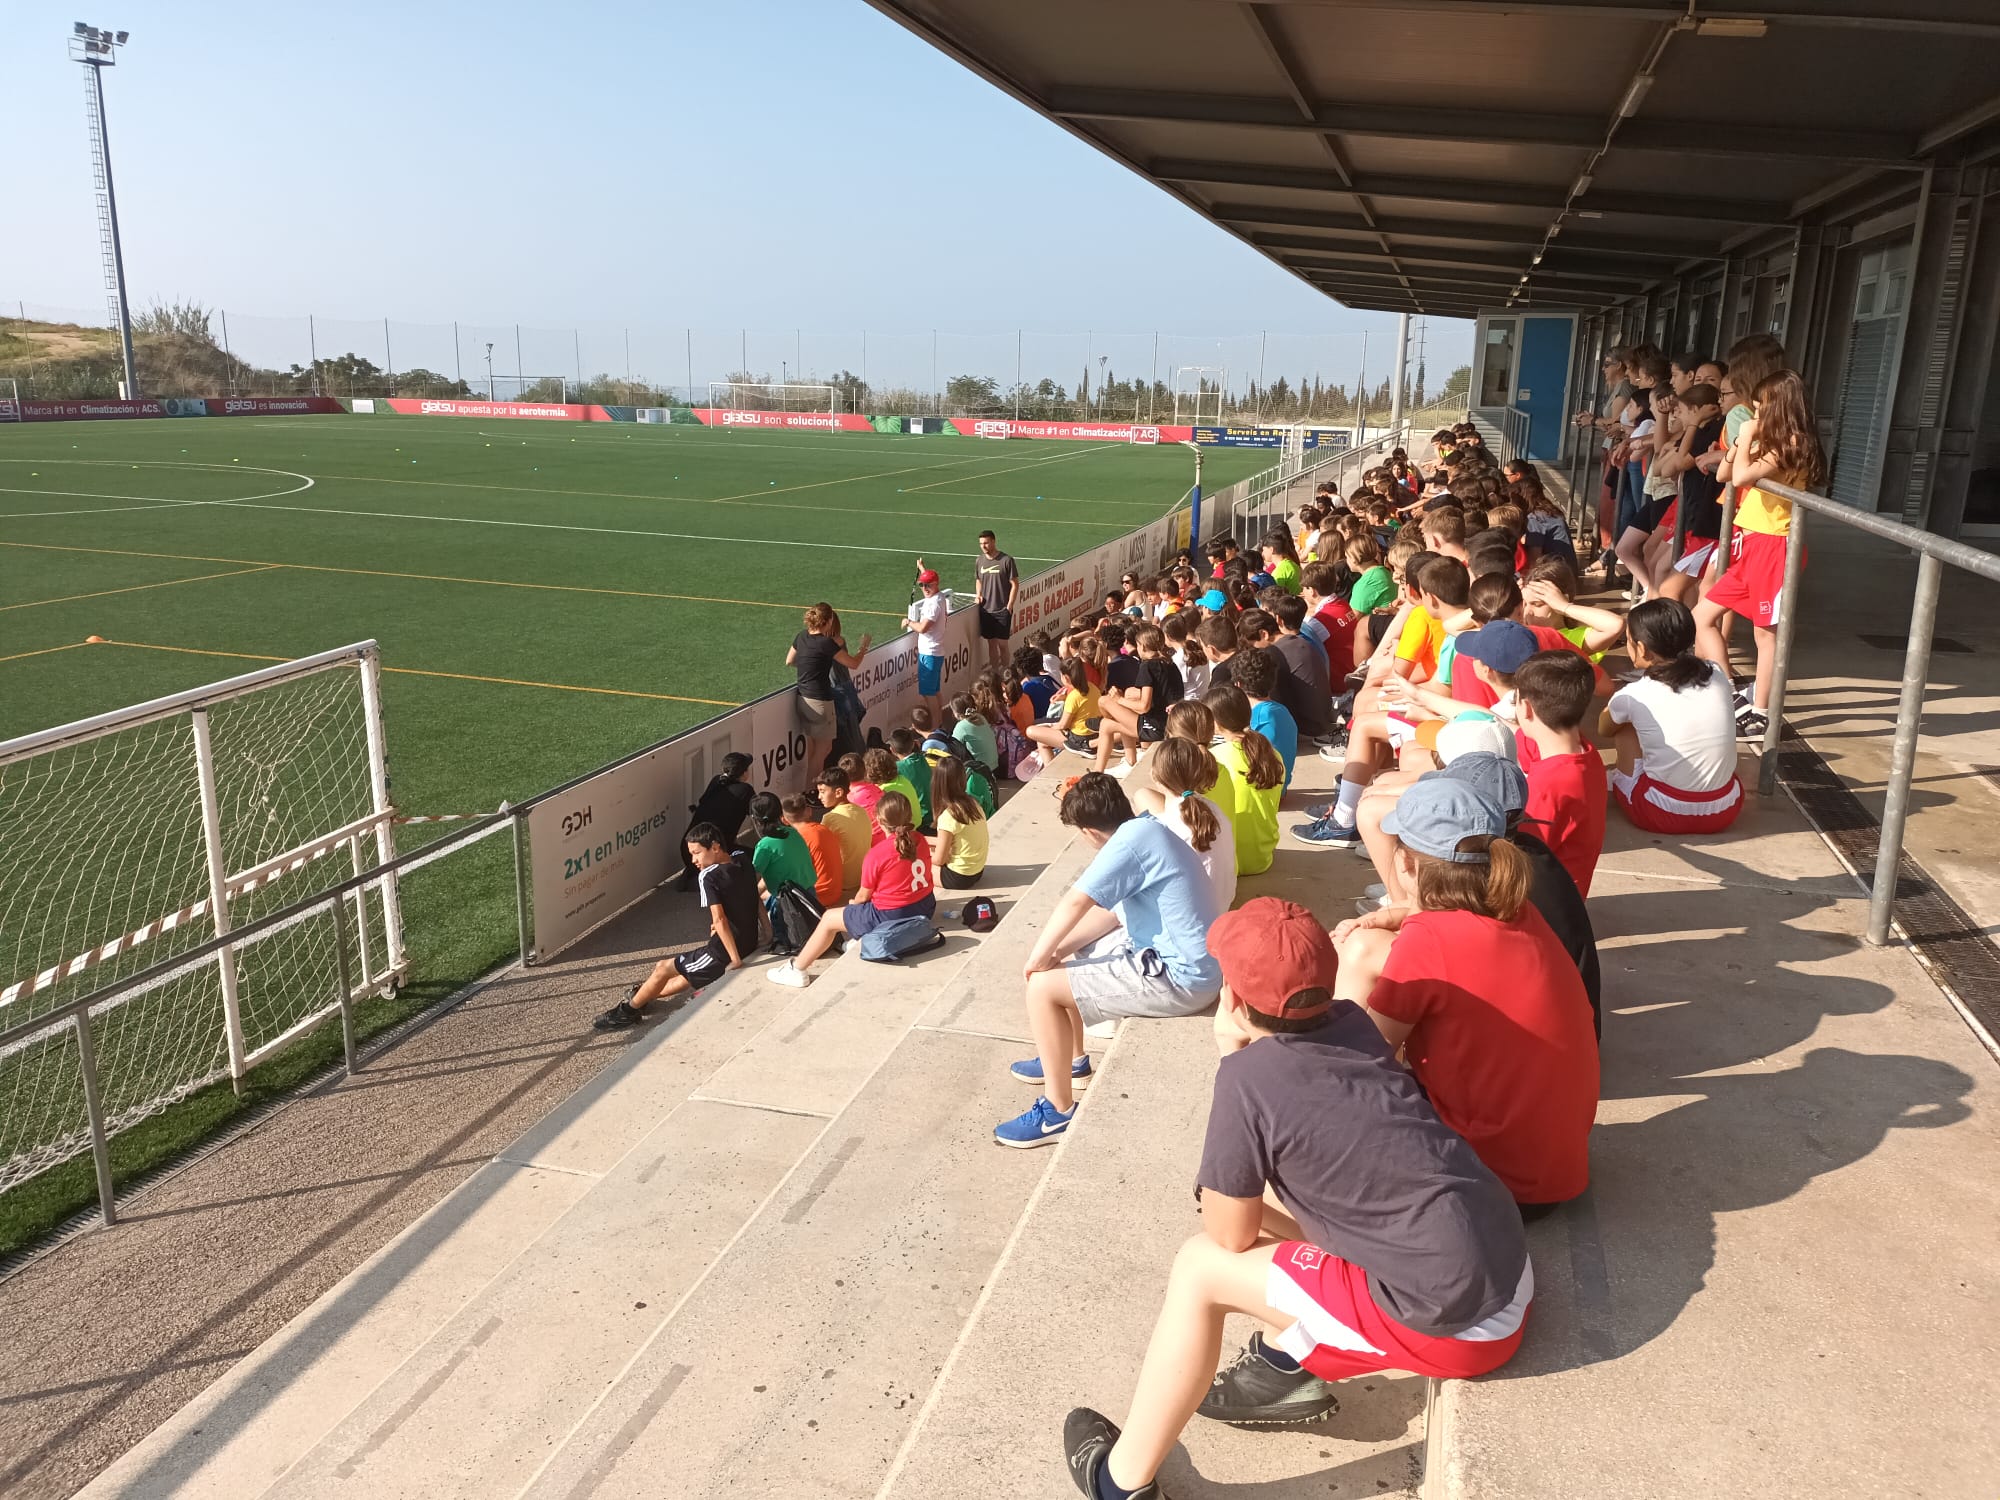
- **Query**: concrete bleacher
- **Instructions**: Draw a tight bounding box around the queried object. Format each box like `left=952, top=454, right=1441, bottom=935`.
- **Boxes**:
left=66, top=724, right=2000, bottom=1498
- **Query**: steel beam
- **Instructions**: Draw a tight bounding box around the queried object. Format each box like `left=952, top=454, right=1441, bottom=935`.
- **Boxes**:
left=1049, top=86, right=1915, bottom=163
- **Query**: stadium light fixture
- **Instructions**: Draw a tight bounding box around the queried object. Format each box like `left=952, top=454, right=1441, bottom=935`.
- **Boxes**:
left=69, top=22, right=139, bottom=399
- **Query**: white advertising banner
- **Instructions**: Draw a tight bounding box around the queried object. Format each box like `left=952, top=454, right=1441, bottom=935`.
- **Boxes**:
left=1007, top=511, right=1189, bottom=647
left=528, top=603, right=984, bottom=959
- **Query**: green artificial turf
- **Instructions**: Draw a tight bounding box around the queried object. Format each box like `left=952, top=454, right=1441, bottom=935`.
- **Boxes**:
left=0, top=413, right=1270, bottom=1251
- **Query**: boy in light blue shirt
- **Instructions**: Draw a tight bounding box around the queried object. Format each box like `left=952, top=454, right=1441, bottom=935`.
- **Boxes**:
left=1233, top=647, right=1299, bottom=787
left=994, top=774, right=1223, bottom=1149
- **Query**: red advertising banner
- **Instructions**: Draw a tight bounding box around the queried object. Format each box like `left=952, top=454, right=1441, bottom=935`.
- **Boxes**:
left=382, top=398, right=594, bottom=421
left=209, top=395, right=346, bottom=417
left=14, top=398, right=176, bottom=421
left=689, top=408, right=876, bottom=432
left=946, top=417, right=1194, bottom=443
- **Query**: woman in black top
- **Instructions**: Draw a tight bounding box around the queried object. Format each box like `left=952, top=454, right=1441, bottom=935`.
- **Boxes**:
left=788, top=603, right=870, bottom=777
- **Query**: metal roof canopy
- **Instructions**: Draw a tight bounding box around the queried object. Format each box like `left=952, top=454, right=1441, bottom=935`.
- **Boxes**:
left=867, top=0, right=2000, bottom=316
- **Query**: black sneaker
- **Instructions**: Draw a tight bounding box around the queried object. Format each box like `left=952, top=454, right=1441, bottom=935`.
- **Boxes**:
left=1735, top=705, right=1769, bottom=739
left=592, top=1000, right=645, bottom=1031
left=1196, top=1333, right=1339, bottom=1426
left=1063, top=1408, right=1165, bottom=1499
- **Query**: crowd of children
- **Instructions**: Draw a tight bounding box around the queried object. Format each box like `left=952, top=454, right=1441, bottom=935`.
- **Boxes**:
left=599, top=378, right=1827, bottom=1494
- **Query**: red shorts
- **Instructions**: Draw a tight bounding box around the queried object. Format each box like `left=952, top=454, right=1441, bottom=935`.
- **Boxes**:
left=1702, top=529, right=1790, bottom=628
left=1611, top=766, right=1744, bottom=834
left=1265, top=1242, right=1531, bottom=1382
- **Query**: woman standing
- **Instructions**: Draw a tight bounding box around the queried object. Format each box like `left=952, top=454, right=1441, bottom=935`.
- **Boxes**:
left=788, top=603, right=870, bottom=778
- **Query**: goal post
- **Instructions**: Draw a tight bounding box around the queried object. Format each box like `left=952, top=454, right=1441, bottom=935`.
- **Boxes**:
left=485, top=375, right=572, bottom=403
left=1171, top=365, right=1225, bottom=426
left=0, top=642, right=407, bottom=1195
left=0, top=377, right=19, bottom=421
left=704, top=382, right=844, bottom=425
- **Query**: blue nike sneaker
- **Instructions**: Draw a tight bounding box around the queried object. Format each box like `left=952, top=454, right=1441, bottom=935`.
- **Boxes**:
left=1009, top=1055, right=1093, bottom=1088
left=994, top=1096, right=1076, bottom=1149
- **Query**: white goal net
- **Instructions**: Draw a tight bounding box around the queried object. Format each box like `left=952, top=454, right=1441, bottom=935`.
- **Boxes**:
left=0, top=643, right=406, bottom=1195
left=703, top=382, right=847, bottom=431
left=484, top=376, right=572, bottom=403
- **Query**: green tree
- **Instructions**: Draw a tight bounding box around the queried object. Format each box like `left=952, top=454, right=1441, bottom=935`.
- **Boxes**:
left=825, top=369, right=868, bottom=413
left=944, top=373, right=1001, bottom=413
left=1440, top=363, right=1472, bottom=402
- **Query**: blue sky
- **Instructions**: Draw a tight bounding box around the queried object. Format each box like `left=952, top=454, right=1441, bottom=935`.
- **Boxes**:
left=3, top=1, right=1470, bottom=396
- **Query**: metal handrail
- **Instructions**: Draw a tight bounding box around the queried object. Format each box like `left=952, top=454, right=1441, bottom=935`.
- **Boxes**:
left=1750, top=479, right=2000, bottom=946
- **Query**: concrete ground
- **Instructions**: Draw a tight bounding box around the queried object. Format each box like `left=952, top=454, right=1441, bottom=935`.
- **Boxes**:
left=5, top=525, right=1999, bottom=1497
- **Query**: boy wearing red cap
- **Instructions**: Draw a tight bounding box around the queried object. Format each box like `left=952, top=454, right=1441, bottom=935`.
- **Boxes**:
left=1062, top=898, right=1531, bottom=1500
left=909, top=557, right=948, bottom=723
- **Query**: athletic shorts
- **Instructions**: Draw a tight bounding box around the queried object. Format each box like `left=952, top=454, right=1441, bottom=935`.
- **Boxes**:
left=1629, top=493, right=1673, bottom=535
left=1064, top=931, right=1217, bottom=1028
left=977, top=607, right=1012, bottom=641
left=843, top=891, right=937, bottom=939
left=673, top=939, right=731, bottom=991
left=1385, top=712, right=1420, bottom=751
left=1673, top=539, right=1718, bottom=577
left=1609, top=760, right=1744, bottom=834
left=1137, top=715, right=1166, bottom=743
left=1064, top=720, right=1100, bottom=754
left=939, top=865, right=983, bottom=890
left=1264, top=1241, right=1532, bottom=1382
left=917, top=655, right=944, bottom=697
left=1701, top=529, right=1789, bottom=629
left=796, top=692, right=837, bottom=736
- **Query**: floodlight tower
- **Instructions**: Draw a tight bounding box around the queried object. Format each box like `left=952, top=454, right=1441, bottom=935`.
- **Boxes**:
left=70, top=23, right=139, bottom=399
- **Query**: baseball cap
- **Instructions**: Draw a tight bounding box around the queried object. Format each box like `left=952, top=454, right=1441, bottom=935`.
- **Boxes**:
left=1427, top=750, right=1529, bottom=818
left=1381, top=778, right=1505, bottom=863
left=916, top=568, right=940, bottom=586
left=1200, top=588, right=1229, bottom=611
left=1435, top=710, right=1516, bottom=764
left=1206, top=898, right=1336, bottom=1018
left=960, top=896, right=999, bottom=932
left=1455, top=619, right=1539, bottom=675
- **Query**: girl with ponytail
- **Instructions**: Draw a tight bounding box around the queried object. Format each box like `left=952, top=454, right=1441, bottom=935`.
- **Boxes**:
left=1601, top=598, right=1743, bottom=835
left=1203, top=684, right=1284, bottom=876
left=1144, top=736, right=1236, bottom=913
left=768, top=790, right=935, bottom=989
left=1330, top=777, right=1598, bottom=1209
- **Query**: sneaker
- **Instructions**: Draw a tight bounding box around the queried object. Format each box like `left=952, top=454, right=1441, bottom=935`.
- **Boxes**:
left=768, top=940, right=796, bottom=958
left=1735, top=708, right=1770, bottom=739
left=1010, top=1055, right=1093, bottom=1088
left=591, top=1000, right=645, bottom=1031
left=1354, top=894, right=1387, bottom=919
left=1317, top=742, right=1350, bottom=763
left=993, top=1095, right=1075, bottom=1149
left=1196, top=1333, right=1340, bottom=1427
left=1292, top=816, right=1361, bottom=850
left=766, top=962, right=814, bottom=988
left=1304, top=800, right=1338, bottom=820
left=1363, top=882, right=1387, bottom=902
left=1063, top=1408, right=1164, bottom=1499
left=1107, top=760, right=1136, bottom=780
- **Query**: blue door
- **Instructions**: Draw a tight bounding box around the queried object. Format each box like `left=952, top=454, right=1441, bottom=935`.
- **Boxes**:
left=1515, top=316, right=1575, bottom=461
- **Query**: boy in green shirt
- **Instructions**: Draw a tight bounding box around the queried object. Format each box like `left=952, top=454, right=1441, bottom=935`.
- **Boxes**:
left=890, top=727, right=934, bottom=831
left=747, top=791, right=819, bottom=955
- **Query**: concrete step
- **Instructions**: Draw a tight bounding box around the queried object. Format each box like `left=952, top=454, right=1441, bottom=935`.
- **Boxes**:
left=881, top=1015, right=1428, bottom=1498
left=74, top=762, right=1090, bottom=1500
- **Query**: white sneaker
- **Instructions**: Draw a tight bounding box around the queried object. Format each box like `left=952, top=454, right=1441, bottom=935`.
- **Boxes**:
left=1363, top=883, right=1387, bottom=901
left=767, top=962, right=813, bottom=988
left=1107, top=761, right=1136, bottom=780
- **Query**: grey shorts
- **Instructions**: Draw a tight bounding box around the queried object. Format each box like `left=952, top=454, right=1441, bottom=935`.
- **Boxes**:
left=1064, top=932, right=1218, bottom=1027
left=796, top=692, right=837, bottom=736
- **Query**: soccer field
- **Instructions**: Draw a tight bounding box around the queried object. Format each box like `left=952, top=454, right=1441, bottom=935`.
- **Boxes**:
left=0, top=415, right=1268, bottom=807
left=0, top=414, right=1269, bottom=1242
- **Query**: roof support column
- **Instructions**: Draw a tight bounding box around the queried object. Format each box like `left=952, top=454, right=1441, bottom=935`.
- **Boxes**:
left=1717, top=255, right=1747, bottom=351
left=1782, top=220, right=1846, bottom=395
left=1880, top=160, right=1995, bottom=537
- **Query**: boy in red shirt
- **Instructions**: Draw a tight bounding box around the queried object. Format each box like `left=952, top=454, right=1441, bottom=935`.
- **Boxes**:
left=1511, top=652, right=1608, bottom=898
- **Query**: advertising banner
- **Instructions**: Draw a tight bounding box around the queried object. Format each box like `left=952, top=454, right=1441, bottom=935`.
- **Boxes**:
left=947, top=418, right=1194, bottom=444
left=209, top=395, right=346, bottom=417
left=382, top=398, right=593, bottom=421
left=1192, top=425, right=1297, bottom=448
left=16, top=398, right=176, bottom=421
left=1007, top=513, right=1185, bottom=646
left=528, top=602, right=982, bottom=959
left=687, top=408, right=877, bottom=432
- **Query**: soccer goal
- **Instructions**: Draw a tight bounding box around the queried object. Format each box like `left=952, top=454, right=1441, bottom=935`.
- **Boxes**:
left=0, top=642, right=406, bottom=1196
left=1171, top=366, right=1225, bottom=426
left=704, top=382, right=846, bottom=431
left=0, top=377, right=20, bottom=422
left=485, top=375, right=572, bottom=403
